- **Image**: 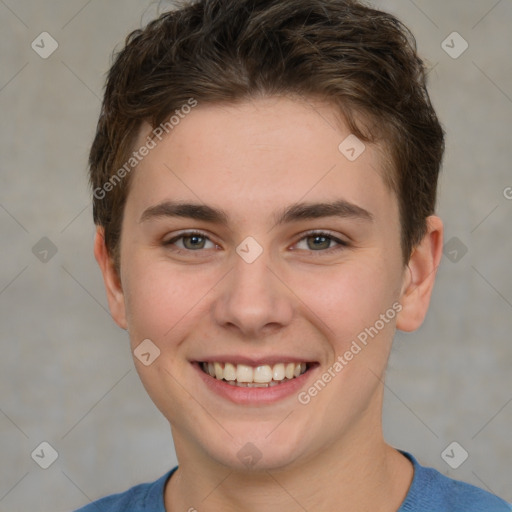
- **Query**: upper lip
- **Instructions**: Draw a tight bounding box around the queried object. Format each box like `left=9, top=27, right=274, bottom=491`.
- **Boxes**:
left=193, top=355, right=317, bottom=366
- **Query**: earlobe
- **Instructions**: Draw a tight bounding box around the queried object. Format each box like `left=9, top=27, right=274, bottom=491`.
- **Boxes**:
left=396, top=215, right=443, bottom=332
left=93, top=227, right=128, bottom=330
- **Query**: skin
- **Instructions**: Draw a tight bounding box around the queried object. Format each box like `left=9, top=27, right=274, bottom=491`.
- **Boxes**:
left=94, top=96, right=443, bottom=511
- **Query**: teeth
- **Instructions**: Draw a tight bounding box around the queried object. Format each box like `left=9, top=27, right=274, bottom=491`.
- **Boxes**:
left=272, top=363, right=285, bottom=381
left=254, top=365, right=273, bottom=383
left=201, top=361, right=308, bottom=385
left=224, top=362, right=237, bottom=381
left=214, top=362, right=223, bottom=380
left=236, top=364, right=253, bottom=383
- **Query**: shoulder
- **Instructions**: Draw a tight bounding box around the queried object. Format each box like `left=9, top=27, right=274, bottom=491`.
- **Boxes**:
left=399, top=451, right=511, bottom=512
left=72, top=467, right=177, bottom=512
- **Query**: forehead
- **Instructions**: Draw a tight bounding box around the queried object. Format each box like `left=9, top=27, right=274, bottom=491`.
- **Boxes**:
left=126, top=96, right=398, bottom=228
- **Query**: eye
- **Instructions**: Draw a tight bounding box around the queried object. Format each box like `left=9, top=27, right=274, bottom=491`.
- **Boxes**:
left=162, top=229, right=348, bottom=256
left=163, top=231, right=217, bottom=252
left=294, top=230, right=348, bottom=253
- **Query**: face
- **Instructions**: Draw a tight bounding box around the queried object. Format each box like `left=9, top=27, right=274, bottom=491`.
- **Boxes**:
left=98, top=96, right=428, bottom=472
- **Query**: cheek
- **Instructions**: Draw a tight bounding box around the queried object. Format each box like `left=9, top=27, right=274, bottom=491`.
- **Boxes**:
left=121, top=241, right=402, bottom=355
left=122, top=256, right=216, bottom=347
left=294, top=258, right=397, bottom=341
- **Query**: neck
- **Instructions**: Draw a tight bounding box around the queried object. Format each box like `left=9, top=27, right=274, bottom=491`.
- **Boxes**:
left=164, top=413, right=413, bottom=512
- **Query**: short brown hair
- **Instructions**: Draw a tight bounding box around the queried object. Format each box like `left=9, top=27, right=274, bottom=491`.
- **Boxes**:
left=89, top=0, right=444, bottom=270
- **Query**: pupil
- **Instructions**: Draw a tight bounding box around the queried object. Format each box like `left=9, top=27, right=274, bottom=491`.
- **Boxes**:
left=186, top=235, right=203, bottom=249
left=310, top=235, right=329, bottom=250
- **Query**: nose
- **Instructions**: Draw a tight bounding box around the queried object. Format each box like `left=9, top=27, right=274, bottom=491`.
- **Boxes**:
left=212, top=246, right=294, bottom=340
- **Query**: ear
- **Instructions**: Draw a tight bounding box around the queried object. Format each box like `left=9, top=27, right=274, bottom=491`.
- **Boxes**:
left=396, top=215, right=443, bottom=332
left=93, top=226, right=127, bottom=330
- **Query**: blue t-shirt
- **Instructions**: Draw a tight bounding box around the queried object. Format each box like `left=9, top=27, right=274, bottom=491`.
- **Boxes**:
left=74, top=451, right=511, bottom=511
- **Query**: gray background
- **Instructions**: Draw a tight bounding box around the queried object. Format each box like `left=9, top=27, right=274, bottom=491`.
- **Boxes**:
left=1, top=0, right=511, bottom=510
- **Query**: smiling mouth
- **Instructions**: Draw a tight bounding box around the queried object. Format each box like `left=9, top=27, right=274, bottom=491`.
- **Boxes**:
left=200, top=361, right=313, bottom=388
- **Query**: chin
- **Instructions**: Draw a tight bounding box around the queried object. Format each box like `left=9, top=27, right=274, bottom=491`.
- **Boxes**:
left=198, top=426, right=311, bottom=473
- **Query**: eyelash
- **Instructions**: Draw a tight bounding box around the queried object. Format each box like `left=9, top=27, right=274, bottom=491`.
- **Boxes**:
left=163, top=229, right=349, bottom=256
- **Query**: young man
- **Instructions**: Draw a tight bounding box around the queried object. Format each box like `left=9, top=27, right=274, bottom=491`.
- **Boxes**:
left=77, top=0, right=511, bottom=510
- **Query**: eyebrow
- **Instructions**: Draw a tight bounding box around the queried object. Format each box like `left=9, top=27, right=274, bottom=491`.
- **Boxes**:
left=139, top=199, right=373, bottom=227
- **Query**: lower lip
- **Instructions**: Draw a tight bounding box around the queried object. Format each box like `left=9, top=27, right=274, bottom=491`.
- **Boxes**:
left=193, top=362, right=317, bottom=405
